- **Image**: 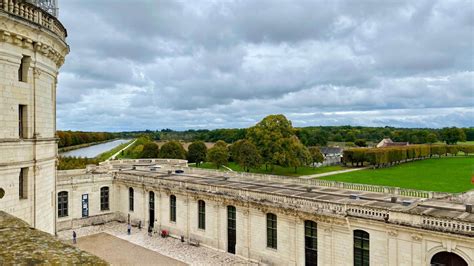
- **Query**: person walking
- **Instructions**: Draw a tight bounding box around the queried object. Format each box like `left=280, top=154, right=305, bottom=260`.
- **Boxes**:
left=127, top=223, right=131, bottom=235
left=148, top=225, right=152, bottom=237
left=72, top=231, right=77, bottom=244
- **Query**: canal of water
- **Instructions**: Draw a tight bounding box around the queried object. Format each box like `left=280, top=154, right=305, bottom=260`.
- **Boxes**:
left=60, top=139, right=130, bottom=158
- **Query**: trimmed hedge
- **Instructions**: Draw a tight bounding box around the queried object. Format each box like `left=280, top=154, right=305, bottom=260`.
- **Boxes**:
left=343, top=144, right=473, bottom=167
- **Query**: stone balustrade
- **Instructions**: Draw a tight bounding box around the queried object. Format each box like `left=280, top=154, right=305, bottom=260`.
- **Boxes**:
left=0, top=0, right=66, bottom=40
left=114, top=172, right=473, bottom=236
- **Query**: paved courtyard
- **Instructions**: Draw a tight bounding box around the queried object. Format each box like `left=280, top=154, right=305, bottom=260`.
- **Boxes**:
left=76, top=233, right=185, bottom=265
left=57, top=222, right=253, bottom=265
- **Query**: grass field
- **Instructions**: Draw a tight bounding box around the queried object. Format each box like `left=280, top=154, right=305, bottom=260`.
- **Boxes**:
left=193, top=162, right=344, bottom=177
left=321, top=157, right=474, bottom=193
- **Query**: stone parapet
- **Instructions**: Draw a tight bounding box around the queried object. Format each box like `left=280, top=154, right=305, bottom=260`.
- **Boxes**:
left=0, top=0, right=66, bottom=40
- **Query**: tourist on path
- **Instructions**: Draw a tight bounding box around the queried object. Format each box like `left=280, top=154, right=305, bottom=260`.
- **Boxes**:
left=148, top=225, right=152, bottom=236
left=72, top=231, right=77, bottom=244
left=127, top=223, right=131, bottom=235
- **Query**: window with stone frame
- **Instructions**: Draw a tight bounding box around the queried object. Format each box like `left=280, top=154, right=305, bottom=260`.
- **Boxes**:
left=354, top=230, right=370, bottom=266
left=170, top=195, right=176, bottom=222
left=129, top=187, right=134, bottom=211
left=19, top=168, right=28, bottom=199
left=19, top=105, right=27, bottom=139
left=18, top=55, right=31, bottom=82
left=58, top=191, right=68, bottom=217
left=198, top=200, right=205, bottom=230
left=266, top=213, right=277, bottom=249
left=100, top=186, right=109, bottom=211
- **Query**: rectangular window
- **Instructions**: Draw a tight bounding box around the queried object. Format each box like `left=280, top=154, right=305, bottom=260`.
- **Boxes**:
left=58, top=191, right=68, bottom=217
left=129, top=188, right=134, bottom=211
left=266, top=213, right=277, bottom=249
left=19, top=168, right=28, bottom=199
left=198, top=200, right=205, bottom=230
left=19, top=105, right=27, bottom=139
left=18, top=56, right=31, bottom=82
left=170, top=195, right=176, bottom=222
left=100, top=187, right=109, bottom=211
left=354, top=230, right=370, bottom=266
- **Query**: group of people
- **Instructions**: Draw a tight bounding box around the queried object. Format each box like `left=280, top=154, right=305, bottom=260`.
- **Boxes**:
left=127, top=220, right=154, bottom=237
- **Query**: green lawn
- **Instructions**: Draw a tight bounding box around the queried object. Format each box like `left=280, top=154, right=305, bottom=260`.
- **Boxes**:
left=321, top=157, right=474, bottom=193
left=193, top=162, right=344, bottom=177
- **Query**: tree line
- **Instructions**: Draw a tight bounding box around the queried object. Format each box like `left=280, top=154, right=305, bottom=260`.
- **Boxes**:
left=57, top=130, right=116, bottom=148
left=119, top=115, right=325, bottom=173
left=111, top=126, right=473, bottom=147
left=343, top=144, right=474, bottom=167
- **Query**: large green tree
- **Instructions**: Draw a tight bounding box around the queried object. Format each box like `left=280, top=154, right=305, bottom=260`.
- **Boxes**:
left=230, top=139, right=262, bottom=172
left=141, top=142, right=159, bottom=158
left=247, top=114, right=294, bottom=170
left=187, top=141, right=207, bottom=166
left=273, top=136, right=312, bottom=173
left=207, top=140, right=229, bottom=169
left=426, top=133, right=438, bottom=144
left=159, top=141, right=187, bottom=159
left=308, top=146, right=324, bottom=166
left=441, top=127, right=466, bottom=145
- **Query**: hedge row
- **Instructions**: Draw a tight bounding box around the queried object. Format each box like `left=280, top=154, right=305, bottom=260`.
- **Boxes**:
left=343, top=144, right=474, bottom=167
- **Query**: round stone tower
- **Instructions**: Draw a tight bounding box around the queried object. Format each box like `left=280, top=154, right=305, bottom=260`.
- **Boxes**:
left=0, top=0, right=68, bottom=234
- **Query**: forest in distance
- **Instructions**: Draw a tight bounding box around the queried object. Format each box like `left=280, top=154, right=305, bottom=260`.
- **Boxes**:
left=58, top=124, right=474, bottom=148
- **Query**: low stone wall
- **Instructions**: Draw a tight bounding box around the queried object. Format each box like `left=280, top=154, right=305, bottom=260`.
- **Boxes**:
left=57, top=212, right=121, bottom=232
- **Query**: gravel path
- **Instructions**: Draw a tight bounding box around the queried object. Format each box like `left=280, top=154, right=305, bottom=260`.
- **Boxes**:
left=57, top=222, right=253, bottom=266
left=299, top=167, right=368, bottom=179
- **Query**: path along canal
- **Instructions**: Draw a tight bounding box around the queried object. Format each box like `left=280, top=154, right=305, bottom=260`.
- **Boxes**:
left=60, top=139, right=130, bottom=158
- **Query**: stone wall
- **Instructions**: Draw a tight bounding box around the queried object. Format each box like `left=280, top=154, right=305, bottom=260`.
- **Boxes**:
left=56, top=170, right=474, bottom=265
left=0, top=0, right=68, bottom=234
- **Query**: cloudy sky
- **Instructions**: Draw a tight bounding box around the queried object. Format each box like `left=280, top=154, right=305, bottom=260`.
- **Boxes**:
left=57, top=0, right=473, bottom=131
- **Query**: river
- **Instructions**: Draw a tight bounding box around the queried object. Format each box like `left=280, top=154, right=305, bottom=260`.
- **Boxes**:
left=60, top=139, right=130, bottom=158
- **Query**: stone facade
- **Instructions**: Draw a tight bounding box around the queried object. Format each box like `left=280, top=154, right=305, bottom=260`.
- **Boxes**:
left=57, top=160, right=474, bottom=265
left=0, top=0, right=68, bottom=234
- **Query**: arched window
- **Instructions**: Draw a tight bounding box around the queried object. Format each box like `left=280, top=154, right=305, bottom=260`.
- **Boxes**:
left=100, top=187, right=109, bottom=211
left=198, top=200, right=206, bottom=230
left=58, top=191, right=68, bottom=217
left=354, top=230, right=370, bottom=266
left=266, top=213, right=277, bottom=249
left=170, top=195, right=176, bottom=222
left=304, top=220, right=317, bottom=266
left=431, top=251, right=467, bottom=266
left=129, top=187, right=134, bottom=211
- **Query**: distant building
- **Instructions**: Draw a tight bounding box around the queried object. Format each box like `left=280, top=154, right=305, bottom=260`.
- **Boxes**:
left=316, top=147, right=343, bottom=167
left=376, top=138, right=409, bottom=148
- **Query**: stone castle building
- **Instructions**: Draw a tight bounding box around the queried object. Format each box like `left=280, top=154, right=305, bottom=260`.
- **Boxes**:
left=0, top=1, right=472, bottom=265
left=0, top=0, right=68, bottom=234
left=57, top=160, right=474, bottom=266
